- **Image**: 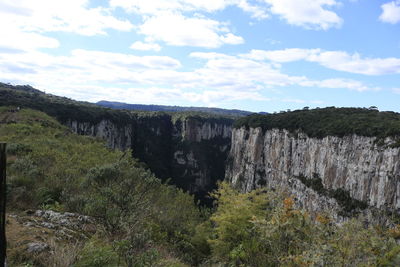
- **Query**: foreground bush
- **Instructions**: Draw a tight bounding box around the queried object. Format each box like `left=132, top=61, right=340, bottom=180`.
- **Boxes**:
left=207, top=182, right=400, bottom=266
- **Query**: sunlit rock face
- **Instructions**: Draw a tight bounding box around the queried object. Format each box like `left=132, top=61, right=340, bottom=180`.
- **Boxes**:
left=226, top=127, right=400, bottom=221
left=66, top=119, right=134, bottom=150
left=66, top=116, right=233, bottom=201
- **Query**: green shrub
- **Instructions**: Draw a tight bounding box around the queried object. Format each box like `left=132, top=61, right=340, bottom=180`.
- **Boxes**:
left=206, top=183, right=399, bottom=267
left=75, top=239, right=120, bottom=267
left=6, top=143, right=32, bottom=155
left=378, top=246, right=400, bottom=267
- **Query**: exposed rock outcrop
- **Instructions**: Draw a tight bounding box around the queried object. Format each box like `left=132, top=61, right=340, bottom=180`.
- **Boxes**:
left=226, top=127, right=400, bottom=220
left=172, top=117, right=232, bottom=200
left=66, top=115, right=233, bottom=200
left=66, top=119, right=133, bottom=150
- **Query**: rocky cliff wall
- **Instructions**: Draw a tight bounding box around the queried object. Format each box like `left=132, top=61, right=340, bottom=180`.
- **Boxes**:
left=66, top=119, right=134, bottom=151
left=226, top=127, right=400, bottom=219
left=172, top=118, right=232, bottom=201
left=66, top=115, right=233, bottom=200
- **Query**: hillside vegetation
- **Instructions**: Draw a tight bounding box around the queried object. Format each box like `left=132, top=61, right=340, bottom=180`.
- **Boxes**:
left=97, top=100, right=252, bottom=117
left=2, top=107, right=205, bottom=266
left=234, top=107, right=400, bottom=141
left=2, top=107, right=400, bottom=266
left=0, top=82, right=237, bottom=125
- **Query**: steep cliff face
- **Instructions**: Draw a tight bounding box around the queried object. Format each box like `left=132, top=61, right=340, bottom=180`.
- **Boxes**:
left=66, top=115, right=232, bottom=200
left=172, top=117, right=232, bottom=200
left=226, top=127, right=400, bottom=219
left=66, top=119, right=134, bottom=151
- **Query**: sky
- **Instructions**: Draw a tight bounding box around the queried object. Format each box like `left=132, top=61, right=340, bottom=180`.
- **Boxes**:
left=0, top=0, right=399, bottom=113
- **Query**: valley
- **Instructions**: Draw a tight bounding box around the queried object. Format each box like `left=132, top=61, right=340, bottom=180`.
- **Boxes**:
left=1, top=83, right=400, bottom=266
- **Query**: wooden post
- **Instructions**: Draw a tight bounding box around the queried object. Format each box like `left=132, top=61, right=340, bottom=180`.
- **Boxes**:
left=0, top=143, right=6, bottom=267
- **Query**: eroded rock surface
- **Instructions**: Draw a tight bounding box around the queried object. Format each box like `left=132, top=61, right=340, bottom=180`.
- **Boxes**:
left=226, top=127, right=400, bottom=220
left=66, top=115, right=233, bottom=199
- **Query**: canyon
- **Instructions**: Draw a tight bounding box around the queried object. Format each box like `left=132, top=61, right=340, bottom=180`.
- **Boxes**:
left=1, top=84, right=400, bottom=220
left=65, top=114, right=233, bottom=201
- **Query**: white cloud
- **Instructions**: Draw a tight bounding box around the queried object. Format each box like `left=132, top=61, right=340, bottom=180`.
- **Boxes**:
left=0, top=0, right=133, bottom=36
left=300, top=78, right=380, bottom=92
left=0, top=0, right=134, bottom=53
left=110, top=0, right=342, bottom=31
left=263, top=0, right=343, bottom=30
left=110, top=0, right=265, bottom=18
left=69, top=49, right=181, bottom=69
left=0, top=49, right=182, bottom=89
left=309, top=51, right=400, bottom=75
left=110, top=0, right=227, bottom=14
left=243, top=48, right=400, bottom=75
left=190, top=52, right=233, bottom=60
left=138, top=13, right=243, bottom=48
left=109, top=0, right=343, bottom=51
left=379, top=1, right=400, bottom=24
left=236, top=0, right=269, bottom=19
left=393, top=88, right=400, bottom=94
left=220, top=33, right=245, bottom=45
left=110, top=0, right=267, bottom=48
left=243, top=48, right=319, bottom=62
left=0, top=48, right=381, bottom=108
left=0, top=28, right=59, bottom=51
left=130, top=41, right=162, bottom=51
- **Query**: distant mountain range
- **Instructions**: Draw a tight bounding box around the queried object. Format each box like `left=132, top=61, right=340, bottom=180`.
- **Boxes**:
left=96, top=100, right=257, bottom=117
left=0, top=82, right=260, bottom=117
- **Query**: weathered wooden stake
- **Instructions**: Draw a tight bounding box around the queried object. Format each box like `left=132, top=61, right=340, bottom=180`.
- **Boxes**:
left=0, top=143, right=6, bottom=267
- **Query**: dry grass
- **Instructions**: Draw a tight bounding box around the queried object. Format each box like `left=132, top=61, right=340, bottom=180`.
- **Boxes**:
left=47, top=239, right=82, bottom=267
left=6, top=213, right=86, bottom=266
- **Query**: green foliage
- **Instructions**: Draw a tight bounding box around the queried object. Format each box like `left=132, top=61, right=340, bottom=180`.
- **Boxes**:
left=1, top=108, right=124, bottom=209
left=1, top=107, right=205, bottom=266
left=378, top=246, right=400, bottom=266
left=330, top=188, right=368, bottom=215
left=0, top=84, right=133, bottom=126
left=206, top=182, right=399, bottom=266
left=97, top=99, right=251, bottom=118
left=171, top=112, right=235, bottom=124
left=147, top=184, right=209, bottom=263
left=296, top=174, right=368, bottom=214
left=234, top=107, right=400, bottom=143
left=82, top=158, right=209, bottom=265
left=82, top=158, right=161, bottom=234
left=75, top=238, right=120, bottom=267
left=0, top=84, right=234, bottom=205
left=208, top=182, right=270, bottom=264
left=0, top=83, right=235, bottom=127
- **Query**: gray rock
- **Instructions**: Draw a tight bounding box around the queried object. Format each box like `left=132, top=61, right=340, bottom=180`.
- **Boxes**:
left=66, top=117, right=233, bottom=196
left=35, top=210, right=93, bottom=228
left=27, top=242, right=49, bottom=253
left=41, top=222, right=56, bottom=229
left=66, top=119, right=133, bottom=150
left=23, top=222, right=35, bottom=227
left=226, top=127, right=400, bottom=221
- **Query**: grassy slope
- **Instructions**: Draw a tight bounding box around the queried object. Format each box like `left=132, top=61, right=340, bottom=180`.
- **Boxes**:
left=1, top=107, right=202, bottom=266
left=1, top=106, right=127, bottom=209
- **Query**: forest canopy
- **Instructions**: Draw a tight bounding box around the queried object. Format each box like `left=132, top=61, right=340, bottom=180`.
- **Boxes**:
left=234, top=107, right=400, bottom=139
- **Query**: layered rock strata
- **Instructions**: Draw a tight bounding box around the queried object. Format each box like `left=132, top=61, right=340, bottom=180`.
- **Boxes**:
left=226, top=127, right=400, bottom=219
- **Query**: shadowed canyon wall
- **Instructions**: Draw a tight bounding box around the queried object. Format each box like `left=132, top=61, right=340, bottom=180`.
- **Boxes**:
left=66, top=115, right=233, bottom=201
